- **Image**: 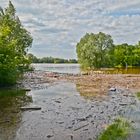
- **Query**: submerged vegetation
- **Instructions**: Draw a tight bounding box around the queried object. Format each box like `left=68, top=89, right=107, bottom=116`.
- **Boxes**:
left=76, top=32, right=140, bottom=69
left=0, top=1, right=33, bottom=86
left=98, top=118, right=133, bottom=140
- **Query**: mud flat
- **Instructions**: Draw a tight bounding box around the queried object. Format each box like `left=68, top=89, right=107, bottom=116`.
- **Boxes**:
left=11, top=71, right=139, bottom=140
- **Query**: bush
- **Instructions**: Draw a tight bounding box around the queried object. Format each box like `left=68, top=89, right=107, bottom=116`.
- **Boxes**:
left=98, top=118, right=133, bottom=140
left=0, top=1, right=33, bottom=86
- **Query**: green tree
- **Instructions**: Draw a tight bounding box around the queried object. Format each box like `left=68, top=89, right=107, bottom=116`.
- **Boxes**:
left=113, top=43, right=140, bottom=67
left=0, top=1, right=33, bottom=86
left=27, top=53, right=39, bottom=63
left=133, top=42, right=140, bottom=66
left=76, top=32, right=114, bottom=68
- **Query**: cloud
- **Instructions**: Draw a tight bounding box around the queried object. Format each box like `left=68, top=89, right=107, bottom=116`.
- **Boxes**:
left=1, top=0, right=140, bottom=58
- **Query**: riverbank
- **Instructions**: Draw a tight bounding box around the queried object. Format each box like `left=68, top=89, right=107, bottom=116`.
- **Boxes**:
left=65, top=73, right=140, bottom=97
left=12, top=70, right=139, bottom=140
left=21, top=70, right=140, bottom=92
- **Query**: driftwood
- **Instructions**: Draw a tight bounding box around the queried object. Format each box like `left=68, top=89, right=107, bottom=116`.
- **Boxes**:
left=119, top=103, right=128, bottom=106
left=74, top=123, right=89, bottom=131
left=20, top=106, right=41, bottom=111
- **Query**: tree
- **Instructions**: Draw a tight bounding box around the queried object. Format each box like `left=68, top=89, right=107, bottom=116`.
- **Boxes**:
left=0, top=1, right=33, bottom=86
left=113, top=43, right=140, bottom=67
left=113, top=44, right=129, bottom=67
left=28, top=53, right=39, bottom=63
left=76, top=32, right=114, bottom=68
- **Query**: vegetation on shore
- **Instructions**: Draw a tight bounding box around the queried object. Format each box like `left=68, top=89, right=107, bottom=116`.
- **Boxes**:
left=28, top=54, right=77, bottom=64
left=98, top=118, right=133, bottom=140
left=136, top=92, right=140, bottom=100
left=0, top=1, right=33, bottom=86
left=76, top=32, right=140, bottom=69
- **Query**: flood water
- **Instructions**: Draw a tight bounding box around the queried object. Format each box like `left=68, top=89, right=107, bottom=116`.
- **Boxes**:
left=0, top=64, right=140, bottom=140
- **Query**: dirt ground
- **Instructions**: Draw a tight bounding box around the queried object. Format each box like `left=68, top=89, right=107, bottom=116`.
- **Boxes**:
left=64, top=74, right=140, bottom=96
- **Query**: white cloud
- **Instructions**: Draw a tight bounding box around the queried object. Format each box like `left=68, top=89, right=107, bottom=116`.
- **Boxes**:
left=1, top=0, right=140, bottom=58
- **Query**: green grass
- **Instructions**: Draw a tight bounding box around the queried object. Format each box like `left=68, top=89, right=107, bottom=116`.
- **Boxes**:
left=0, top=89, right=26, bottom=97
left=136, top=92, right=140, bottom=100
left=98, top=118, right=133, bottom=140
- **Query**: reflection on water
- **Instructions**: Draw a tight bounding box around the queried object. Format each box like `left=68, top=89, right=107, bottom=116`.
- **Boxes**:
left=0, top=89, right=32, bottom=140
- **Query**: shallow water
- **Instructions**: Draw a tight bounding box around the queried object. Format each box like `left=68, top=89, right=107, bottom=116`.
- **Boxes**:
left=1, top=64, right=140, bottom=140
left=0, top=89, right=32, bottom=140
left=0, top=81, right=137, bottom=140
left=32, top=64, right=140, bottom=74
left=32, top=63, right=80, bottom=74
left=125, top=102, right=140, bottom=140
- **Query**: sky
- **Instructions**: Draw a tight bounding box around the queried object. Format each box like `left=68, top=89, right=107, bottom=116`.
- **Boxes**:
left=1, top=0, right=140, bottom=59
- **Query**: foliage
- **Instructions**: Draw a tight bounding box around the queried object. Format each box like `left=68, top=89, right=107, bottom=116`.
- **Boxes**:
left=76, top=32, right=114, bottom=68
left=136, top=92, right=140, bottom=100
left=98, top=118, right=133, bottom=140
left=0, top=1, right=33, bottom=86
left=28, top=53, right=77, bottom=64
left=76, top=32, right=140, bottom=69
left=113, top=43, right=140, bottom=67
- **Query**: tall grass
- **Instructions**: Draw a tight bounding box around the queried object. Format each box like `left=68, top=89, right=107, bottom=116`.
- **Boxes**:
left=98, top=118, right=133, bottom=140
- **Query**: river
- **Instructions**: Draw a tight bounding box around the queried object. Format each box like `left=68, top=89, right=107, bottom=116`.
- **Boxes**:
left=0, top=64, right=140, bottom=140
left=32, top=63, right=80, bottom=74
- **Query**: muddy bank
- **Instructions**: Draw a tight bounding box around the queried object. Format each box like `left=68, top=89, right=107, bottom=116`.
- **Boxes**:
left=19, top=71, right=62, bottom=90
left=65, top=74, right=140, bottom=96
left=12, top=71, right=139, bottom=140
left=1, top=70, right=140, bottom=140
left=15, top=88, right=136, bottom=140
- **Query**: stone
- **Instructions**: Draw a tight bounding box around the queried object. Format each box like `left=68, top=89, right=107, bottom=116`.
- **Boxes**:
left=47, top=135, right=54, bottom=138
left=55, top=100, right=61, bottom=103
left=20, top=106, right=41, bottom=111
left=109, top=87, right=116, bottom=91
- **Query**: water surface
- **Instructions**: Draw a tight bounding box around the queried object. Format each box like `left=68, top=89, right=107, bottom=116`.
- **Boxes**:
left=32, top=63, right=80, bottom=74
left=0, top=89, right=32, bottom=140
left=1, top=64, right=140, bottom=140
left=32, top=64, right=140, bottom=74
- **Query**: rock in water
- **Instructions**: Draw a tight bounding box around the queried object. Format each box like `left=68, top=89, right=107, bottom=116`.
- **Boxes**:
left=109, top=87, right=116, bottom=91
left=20, top=106, right=41, bottom=111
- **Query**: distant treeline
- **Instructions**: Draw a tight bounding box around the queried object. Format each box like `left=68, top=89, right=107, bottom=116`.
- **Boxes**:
left=28, top=54, right=77, bottom=63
